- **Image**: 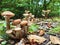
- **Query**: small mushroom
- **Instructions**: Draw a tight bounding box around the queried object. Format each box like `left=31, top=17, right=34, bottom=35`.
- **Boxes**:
left=1, top=11, right=15, bottom=30
left=20, top=21, right=28, bottom=26
left=31, top=15, right=35, bottom=22
left=29, top=13, right=32, bottom=17
left=23, top=13, right=30, bottom=21
left=39, top=29, right=45, bottom=36
left=13, top=27, right=23, bottom=39
left=23, top=10, right=30, bottom=21
left=6, top=29, right=16, bottom=39
left=42, top=10, right=50, bottom=18
left=20, top=21, right=28, bottom=34
left=47, top=10, right=51, bottom=14
left=47, top=22, right=51, bottom=28
left=23, top=14, right=29, bottom=17
left=12, top=19, right=21, bottom=26
left=25, top=10, right=30, bottom=14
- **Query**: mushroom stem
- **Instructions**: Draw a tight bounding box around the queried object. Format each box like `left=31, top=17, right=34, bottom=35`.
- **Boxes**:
left=13, top=27, right=23, bottom=39
left=5, top=16, right=10, bottom=30
left=24, top=26, right=28, bottom=34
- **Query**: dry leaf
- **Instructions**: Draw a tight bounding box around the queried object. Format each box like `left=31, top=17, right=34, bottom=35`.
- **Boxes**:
left=50, top=35, right=60, bottom=44
left=28, top=35, right=46, bottom=44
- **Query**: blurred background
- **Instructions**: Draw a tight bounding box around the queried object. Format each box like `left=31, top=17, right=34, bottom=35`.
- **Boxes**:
left=0, top=0, right=60, bottom=19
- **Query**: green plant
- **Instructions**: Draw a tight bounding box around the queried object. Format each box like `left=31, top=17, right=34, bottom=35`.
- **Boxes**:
left=1, top=41, right=7, bottom=45
left=28, top=24, right=39, bottom=33
left=0, top=21, right=10, bottom=40
left=48, top=26, right=60, bottom=34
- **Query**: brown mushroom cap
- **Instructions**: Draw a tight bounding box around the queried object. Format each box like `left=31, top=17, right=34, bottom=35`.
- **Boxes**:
left=39, top=30, right=45, bottom=36
left=20, top=21, right=28, bottom=26
left=1, top=11, right=15, bottom=18
left=13, top=19, right=21, bottom=26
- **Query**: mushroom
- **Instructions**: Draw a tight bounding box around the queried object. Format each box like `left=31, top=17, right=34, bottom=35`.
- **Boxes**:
left=6, top=27, right=24, bottom=39
left=23, top=10, right=30, bottom=21
left=12, top=19, right=21, bottom=27
left=47, top=10, right=51, bottom=14
left=1, top=11, right=15, bottom=30
left=47, top=22, right=52, bottom=28
left=23, top=10, right=30, bottom=17
left=6, top=29, right=16, bottom=39
left=20, top=21, right=28, bottom=34
left=23, top=13, right=30, bottom=21
left=13, top=27, right=23, bottom=39
left=42, top=10, right=50, bottom=18
left=39, top=29, right=45, bottom=36
left=20, top=21, right=28, bottom=26
left=25, top=10, right=30, bottom=14
left=23, top=13, right=29, bottom=17
left=29, top=13, right=32, bottom=16
left=31, top=15, right=35, bottom=22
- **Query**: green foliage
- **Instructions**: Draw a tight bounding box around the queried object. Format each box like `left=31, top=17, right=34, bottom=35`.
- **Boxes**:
left=48, top=26, right=60, bottom=34
left=0, top=21, right=6, bottom=30
left=0, top=0, right=51, bottom=19
left=48, top=0, right=60, bottom=17
left=0, top=0, right=60, bottom=19
left=28, top=24, right=39, bottom=33
left=0, top=21, right=9, bottom=40
left=1, top=41, right=7, bottom=45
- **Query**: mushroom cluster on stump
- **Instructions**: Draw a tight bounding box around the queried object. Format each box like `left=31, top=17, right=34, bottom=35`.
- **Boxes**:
left=1, top=11, right=15, bottom=30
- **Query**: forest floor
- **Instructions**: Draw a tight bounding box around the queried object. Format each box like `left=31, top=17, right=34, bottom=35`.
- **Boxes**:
left=0, top=17, right=60, bottom=45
